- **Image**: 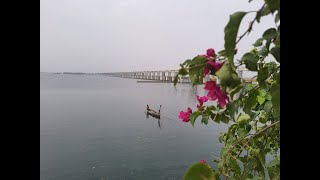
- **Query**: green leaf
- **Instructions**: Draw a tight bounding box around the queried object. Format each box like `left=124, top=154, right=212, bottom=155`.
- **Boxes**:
left=275, top=12, right=280, bottom=23
left=211, top=113, right=220, bottom=123
left=257, top=95, right=266, bottom=105
left=244, top=89, right=258, bottom=114
left=265, top=39, right=271, bottom=52
left=216, top=62, right=241, bottom=89
left=189, top=111, right=202, bottom=127
left=257, top=6, right=271, bottom=23
left=267, top=166, right=280, bottom=180
left=221, top=147, right=228, bottom=158
left=265, top=0, right=280, bottom=13
left=242, top=53, right=258, bottom=71
left=215, top=114, right=223, bottom=124
left=174, top=68, right=188, bottom=86
left=237, top=127, right=249, bottom=137
left=226, top=103, right=236, bottom=120
left=183, top=162, right=216, bottom=180
left=253, top=38, right=263, bottom=47
left=266, top=158, right=280, bottom=167
left=266, top=62, right=277, bottom=75
left=250, top=110, right=259, bottom=120
left=246, top=176, right=263, bottom=180
left=218, top=50, right=226, bottom=56
left=189, top=64, right=206, bottom=86
left=205, top=105, right=216, bottom=114
left=220, top=113, right=229, bottom=124
left=255, top=158, right=265, bottom=178
left=180, top=59, right=192, bottom=68
left=237, top=114, right=250, bottom=125
left=265, top=93, right=272, bottom=100
left=274, top=33, right=280, bottom=47
left=201, top=114, right=209, bottom=125
left=259, top=111, right=267, bottom=124
left=271, top=83, right=280, bottom=117
left=262, top=28, right=277, bottom=41
left=245, top=84, right=256, bottom=92
left=263, top=101, right=273, bottom=113
left=258, top=89, right=267, bottom=97
left=227, top=158, right=241, bottom=173
left=179, top=67, right=188, bottom=76
left=190, top=56, right=208, bottom=65
left=258, top=46, right=268, bottom=56
left=230, top=85, right=243, bottom=100
left=224, top=11, right=247, bottom=69
left=258, top=149, right=266, bottom=166
left=270, top=46, right=280, bottom=63
left=273, top=72, right=280, bottom=84
left=245, top=124, right=252, bottom=133
left=257, top=67, right=269, bottom=84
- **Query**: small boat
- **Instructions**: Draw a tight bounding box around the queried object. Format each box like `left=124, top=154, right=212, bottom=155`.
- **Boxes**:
left=146, top=105, right=161, bottom=119
left=146, top=109, right=160, bottom=119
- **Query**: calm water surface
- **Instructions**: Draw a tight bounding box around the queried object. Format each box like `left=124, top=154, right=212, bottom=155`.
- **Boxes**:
left=40, top=73, right=228, bottom=180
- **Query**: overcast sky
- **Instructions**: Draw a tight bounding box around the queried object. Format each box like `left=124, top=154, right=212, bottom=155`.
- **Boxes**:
left=40, top=0, right=275, bottom=73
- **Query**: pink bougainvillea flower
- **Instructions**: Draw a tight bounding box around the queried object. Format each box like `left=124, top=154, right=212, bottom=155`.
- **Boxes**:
left=204, top=81, right=230, bottom=108
left=207, top=60, right=215, bottom=67
left=196, top=95, right=208, bottom=111
left=218, top=93, right=230, bottom=107
left=212, top=61, right=223, bottom=72
left=200, top=159, right=206, bottom=164
left=203, top=61, right=214, bottom=76
left=199, top=48, right=215, bottom=58
left=206, top=48, right=215, bottom=57
left=207, top=90, right=219, bottom=101
left=202, top=96, right=209, bottom=102
left=178, top=107, right=193, bottom=122
left=178, top=111, right=190, bottom=122
left=197, top=95, right=208, bottom=105
left=204, top=60, right=223, bottom=76
left=208, top=88, right=230, bottom=107
left=208, top=60, right=223, bottom=72
left=204, top=81, right=217, bottom=92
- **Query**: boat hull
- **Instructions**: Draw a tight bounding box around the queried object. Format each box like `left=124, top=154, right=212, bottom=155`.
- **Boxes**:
left=147, top=110, right=160, bottom=119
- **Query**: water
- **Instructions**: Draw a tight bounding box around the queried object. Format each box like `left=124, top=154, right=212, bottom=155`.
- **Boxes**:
left=40, top=73, right=228, bottom=180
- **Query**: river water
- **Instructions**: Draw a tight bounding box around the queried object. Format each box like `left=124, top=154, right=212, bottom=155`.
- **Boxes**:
left=40, top=73, right=228, bottom=180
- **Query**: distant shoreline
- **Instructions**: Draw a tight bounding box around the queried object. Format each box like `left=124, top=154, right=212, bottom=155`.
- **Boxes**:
left=41, top=72, right=110, bottom=75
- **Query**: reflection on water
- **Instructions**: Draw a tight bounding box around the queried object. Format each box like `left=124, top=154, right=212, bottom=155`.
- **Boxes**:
left=146, top=112, right=163, bottom=130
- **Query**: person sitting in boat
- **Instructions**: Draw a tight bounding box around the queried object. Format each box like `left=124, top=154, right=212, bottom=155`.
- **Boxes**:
left=147, top=105, right=149, bottom=110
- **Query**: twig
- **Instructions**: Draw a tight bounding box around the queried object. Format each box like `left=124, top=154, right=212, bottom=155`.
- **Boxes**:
left=236, top=3, right=266, bottom=45
left=235, top=63, right=244, bottom=69
left=250, top=75, right=257, bottom=81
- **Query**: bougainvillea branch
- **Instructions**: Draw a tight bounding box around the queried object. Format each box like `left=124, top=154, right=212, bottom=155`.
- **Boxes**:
left=175, top=1, right=280, bottom=179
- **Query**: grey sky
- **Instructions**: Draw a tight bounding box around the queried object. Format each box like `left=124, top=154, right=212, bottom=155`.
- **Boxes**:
left=40, top=0, right=275, bottom=73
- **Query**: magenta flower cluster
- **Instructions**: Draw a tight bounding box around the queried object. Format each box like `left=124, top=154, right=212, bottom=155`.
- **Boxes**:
left=179, top=48, right=230, bottom=123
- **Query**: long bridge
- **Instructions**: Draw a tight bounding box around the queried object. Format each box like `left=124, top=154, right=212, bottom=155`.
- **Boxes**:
left=103, top=68, right=254, bottom=83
